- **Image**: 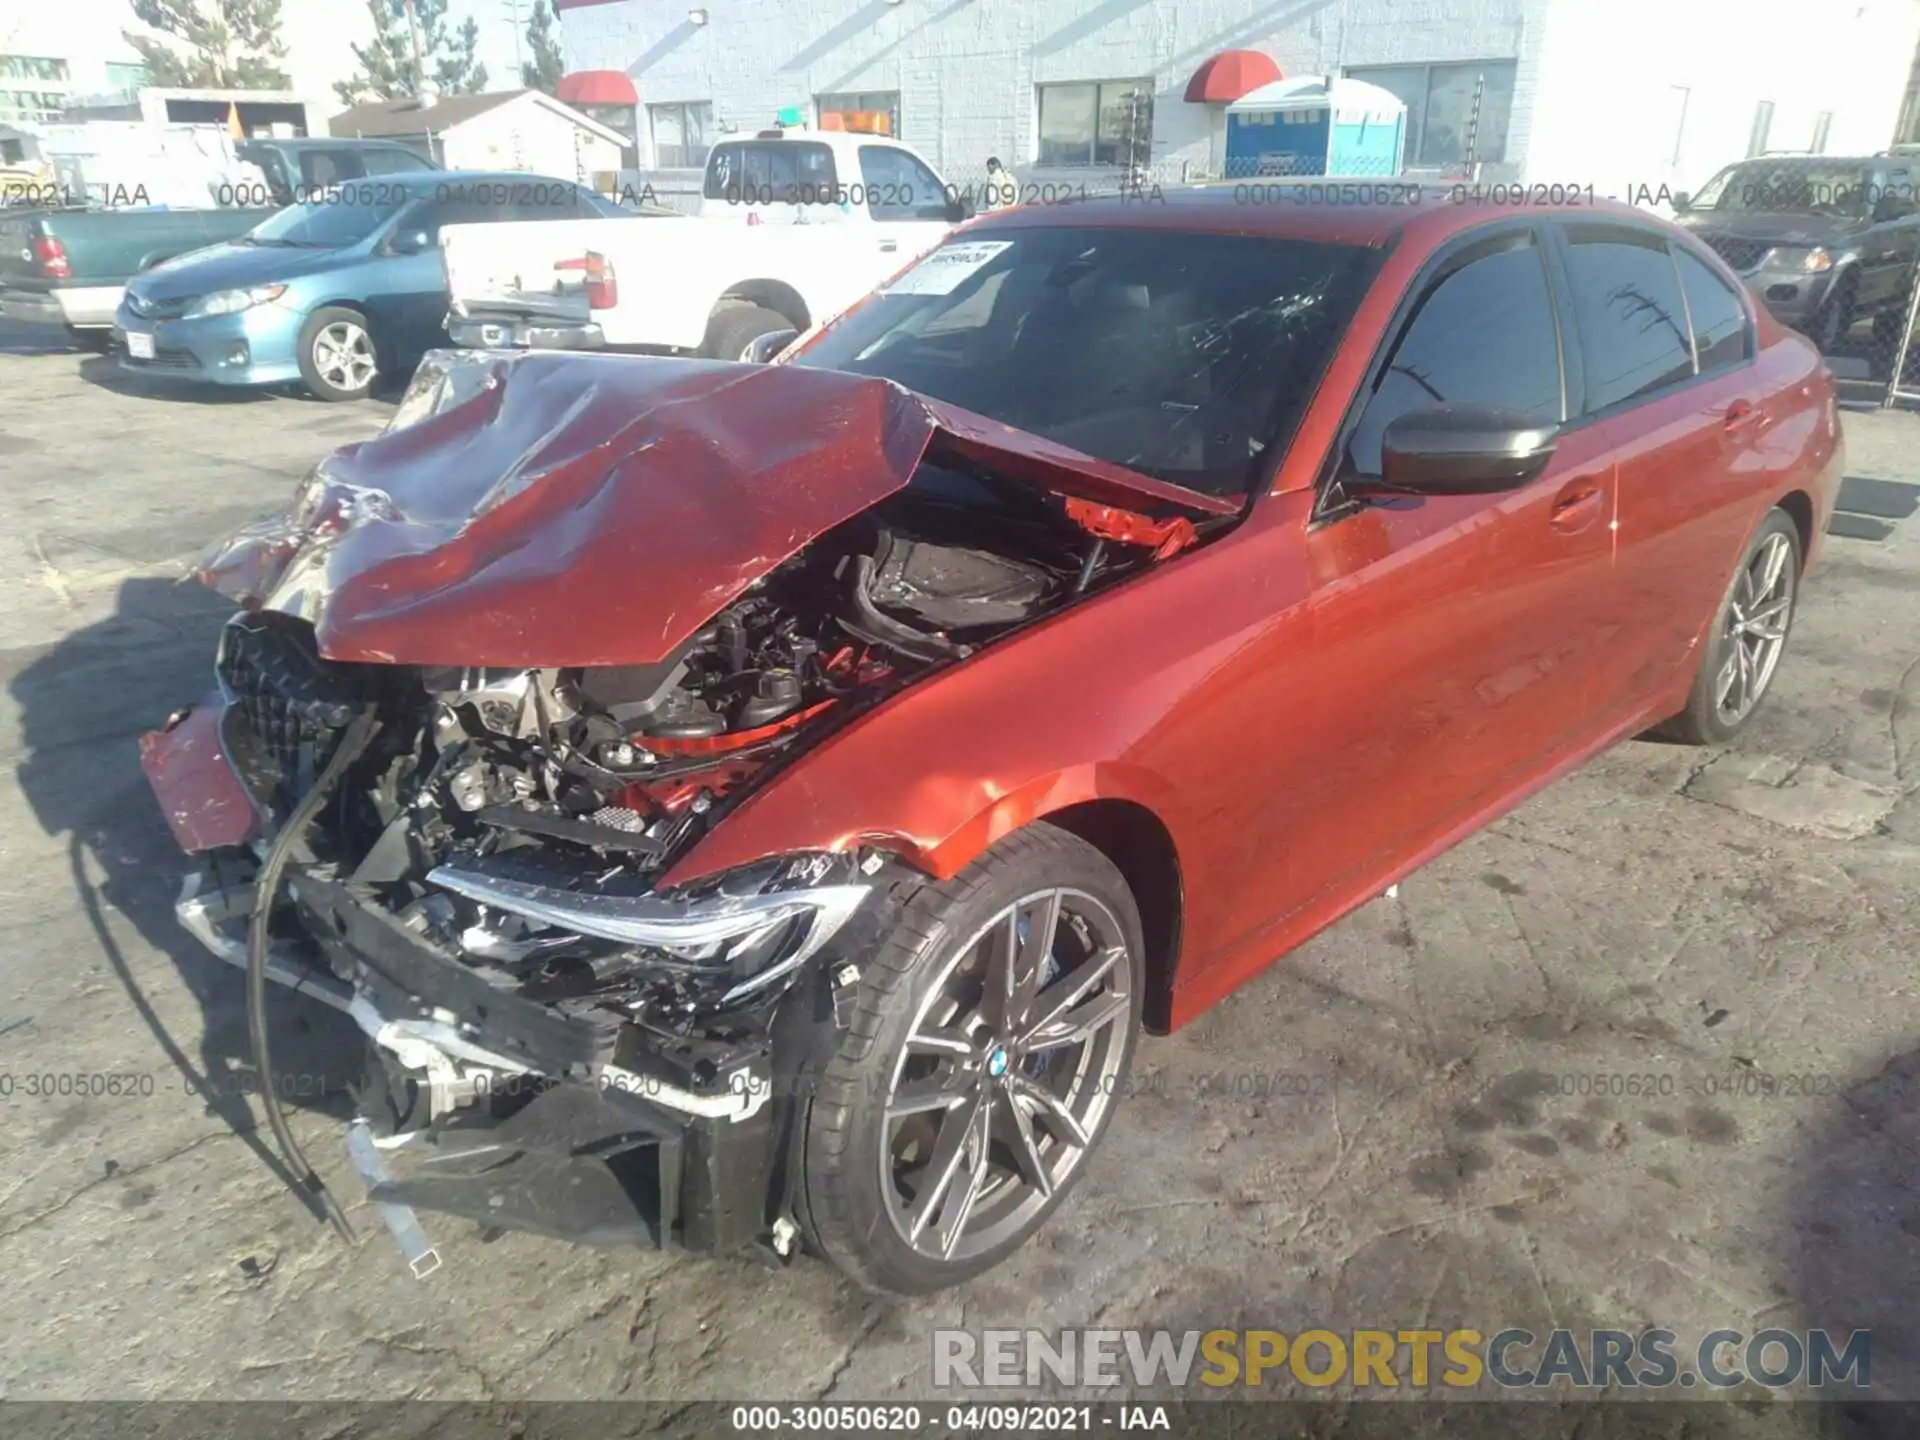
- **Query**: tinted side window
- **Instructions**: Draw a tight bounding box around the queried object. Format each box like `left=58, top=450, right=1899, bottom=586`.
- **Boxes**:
left=362, top=148, right=432, bottom=176
left=238, top=145, right=292, bottom=201
left=1674, top=247, right=1752, bottom=373
left=1347, top=236, right=1562, bottom=478
left=703, top=142, right=837, bottom=203
left=1562, top=225, right=1695, bottom=413
left=857, top=145, right=950, bottom=220
left=301, top=149, right=369, bottom=186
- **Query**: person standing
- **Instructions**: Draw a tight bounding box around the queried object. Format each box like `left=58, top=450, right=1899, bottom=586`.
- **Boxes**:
left=983, top=157, right=1015, bottom=210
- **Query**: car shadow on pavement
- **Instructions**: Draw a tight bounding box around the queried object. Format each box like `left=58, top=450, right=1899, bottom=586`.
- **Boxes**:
left=75, top=353, right=417, bottom=407
left=75, top=353, right=285, bottom=404
left=1776, top=1042, right=1920, bottom=1431
left=8, top=574, right=368, bottom=1227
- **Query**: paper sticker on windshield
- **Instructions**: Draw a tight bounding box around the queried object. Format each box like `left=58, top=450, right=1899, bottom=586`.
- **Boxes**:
left=883, top=241, right=1014, bottom=296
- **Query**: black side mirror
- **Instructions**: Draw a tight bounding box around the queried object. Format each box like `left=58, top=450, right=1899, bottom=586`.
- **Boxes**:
left=390, top=229, right=432, bottom=255
left=743, top=327, right=799, bottom=363
left=944, top=195, right=972, bottom=223
left=1375, top=405, right=1559, bottom=494
left=1671, top=190, right=1691, bottom=212
left=1874, top=196, right=1912, bottom=223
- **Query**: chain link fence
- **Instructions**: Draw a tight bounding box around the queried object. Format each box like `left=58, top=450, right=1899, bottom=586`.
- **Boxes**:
left=1692, top=237, right=1920, bottom=410
left=1815, top=251, right=1920, bottom=411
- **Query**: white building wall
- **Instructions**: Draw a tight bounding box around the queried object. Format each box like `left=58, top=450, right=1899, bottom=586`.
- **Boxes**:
left=1526, top=0, right=1920, bottom=192
left=560, top=0, right=1551, bottom=179
left=440, top=95, right=627, bottom=181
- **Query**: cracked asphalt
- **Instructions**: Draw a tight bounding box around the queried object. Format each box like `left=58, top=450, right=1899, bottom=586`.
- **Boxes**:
left=2, top=322, right=1918, bottom=1426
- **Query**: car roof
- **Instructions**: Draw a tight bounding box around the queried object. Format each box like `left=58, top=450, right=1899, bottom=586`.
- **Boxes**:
left=1724, top=154, right=1877, bottom=166
left=708, top=130, right=919, bottom=160
left=310, top=169, right=586, bottom=195
left=959, top=183, right=1666, bottom=251
left=246, top=136, right=424, bottom=151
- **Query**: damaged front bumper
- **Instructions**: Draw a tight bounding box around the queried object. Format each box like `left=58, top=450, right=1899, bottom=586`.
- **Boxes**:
left=173, top=857, right=819, bottom=1262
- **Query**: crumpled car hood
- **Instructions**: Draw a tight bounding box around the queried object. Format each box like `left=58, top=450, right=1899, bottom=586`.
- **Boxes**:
left=199, top=349, right=1236, bottom=669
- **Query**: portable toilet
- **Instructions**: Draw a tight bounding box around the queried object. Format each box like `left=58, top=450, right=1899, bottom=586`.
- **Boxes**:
left=1224, top=75, right=1406, bottom=178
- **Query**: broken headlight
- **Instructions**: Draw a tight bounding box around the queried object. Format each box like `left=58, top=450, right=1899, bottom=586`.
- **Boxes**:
left=428, top=852, right=871, bottom=1008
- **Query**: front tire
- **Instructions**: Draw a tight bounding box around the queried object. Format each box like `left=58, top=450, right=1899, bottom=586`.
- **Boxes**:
left=1658, top=508, right=1801, bottom=745
left=700, top=302, right=792, bottom=361
left=801, top=823, right=1145, bottom=1296
left=297, top=306, right=379, bottom=401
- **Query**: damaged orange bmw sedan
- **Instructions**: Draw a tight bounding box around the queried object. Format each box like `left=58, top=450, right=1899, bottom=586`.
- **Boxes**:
left=142, top=190, right=1841, bottom=1294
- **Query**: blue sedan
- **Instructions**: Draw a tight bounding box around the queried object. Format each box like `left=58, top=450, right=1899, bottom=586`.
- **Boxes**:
left=114, top=171, right=642, bottom=400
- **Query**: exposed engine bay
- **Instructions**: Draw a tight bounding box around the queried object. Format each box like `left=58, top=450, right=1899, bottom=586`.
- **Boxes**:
left=213, top=462, right=1156, bottom=1028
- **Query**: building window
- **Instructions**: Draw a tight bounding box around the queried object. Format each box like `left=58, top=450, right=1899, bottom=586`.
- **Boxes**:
left=1811, top=110, right=1833, bottom=155
left=105, top=62, right=152, bottom=93
left=1345, top=60, right=1516, bottom=168
left=817, top=91, right=899, bottom=138
left=0, top=89, right=66, bottom=124
left=1747, top=100, right=1775, bottom=157
left=1036, top=80, right=1153, bottom=168
left=0, top=56, right=70, bottom=83
left=649, top=101, right=712, bottom=169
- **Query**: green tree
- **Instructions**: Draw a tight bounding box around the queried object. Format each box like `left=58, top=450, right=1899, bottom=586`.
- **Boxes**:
left=335, top=0, right=488, bottom=105
left=124, top=0, right=291, bottom=89
left=521, top=0, right=563, bottom=94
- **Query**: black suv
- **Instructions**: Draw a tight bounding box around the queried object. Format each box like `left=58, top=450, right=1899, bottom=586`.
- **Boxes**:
left=1674, top=154, right=1919, bottom=352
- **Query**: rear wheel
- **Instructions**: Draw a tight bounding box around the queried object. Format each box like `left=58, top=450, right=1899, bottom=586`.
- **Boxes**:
left=1657, top=509, right=1801, bottom=745
left=700, top=302, right=792, bottom=361
left=297, top=306, right=379, bottom=401
left=800, top=824, right=1144, bottom=1296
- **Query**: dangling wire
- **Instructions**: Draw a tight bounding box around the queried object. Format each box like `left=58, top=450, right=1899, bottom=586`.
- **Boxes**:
left=246, top=705, right=382, bottom=1244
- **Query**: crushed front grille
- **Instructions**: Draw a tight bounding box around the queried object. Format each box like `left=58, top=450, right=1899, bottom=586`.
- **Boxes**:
left=1701, top=235, right=1770, bottom=273
left=216, top=615, right=360, bottom=809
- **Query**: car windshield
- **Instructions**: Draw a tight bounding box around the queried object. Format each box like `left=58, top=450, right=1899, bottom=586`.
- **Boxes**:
left=1692, top=162, right=1873, bottom=216
left=789, top=226, right=1381, bottom=498
left=246, top=182, right=413, bottom=247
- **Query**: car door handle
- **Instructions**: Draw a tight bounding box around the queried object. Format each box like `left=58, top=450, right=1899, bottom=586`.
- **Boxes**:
left=1549, top=479, right=1606, bottom=533
left=878, top=239, right=899, bottom=252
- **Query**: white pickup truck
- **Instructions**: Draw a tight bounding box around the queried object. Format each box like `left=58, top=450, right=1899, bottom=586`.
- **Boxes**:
left=441, top=128, right=965, bottom=360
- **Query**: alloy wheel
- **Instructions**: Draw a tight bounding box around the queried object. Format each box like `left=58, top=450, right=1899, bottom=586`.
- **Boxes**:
left=880, top=887, right=1133, bottom=1262
left=313, top=321, right=376, bottom=393
left=1714, top=530, right=1795, bottom=726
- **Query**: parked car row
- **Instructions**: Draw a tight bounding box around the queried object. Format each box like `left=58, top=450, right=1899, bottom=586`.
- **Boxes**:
left=137, top=181, right=1840, bottom=1295
left=0, top=138, right=437, bottom=351
left=5, top=126, right=968, bottom=401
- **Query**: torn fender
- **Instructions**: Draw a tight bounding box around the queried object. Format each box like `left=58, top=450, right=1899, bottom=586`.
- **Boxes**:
left=139, top=698, right=262, bottom=854
left=196, top=350, right=1237, bottom=670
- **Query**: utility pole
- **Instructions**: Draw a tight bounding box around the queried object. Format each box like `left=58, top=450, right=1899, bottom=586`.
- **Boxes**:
left=402, top=0, right=428, bottom=97
left=503, top=0, right=526, bottom=80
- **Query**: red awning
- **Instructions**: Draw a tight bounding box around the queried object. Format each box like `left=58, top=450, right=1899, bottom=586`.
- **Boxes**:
left=557, top=70, right=638, bottom=106
left=1184, top=50, right=1283, bottom=104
